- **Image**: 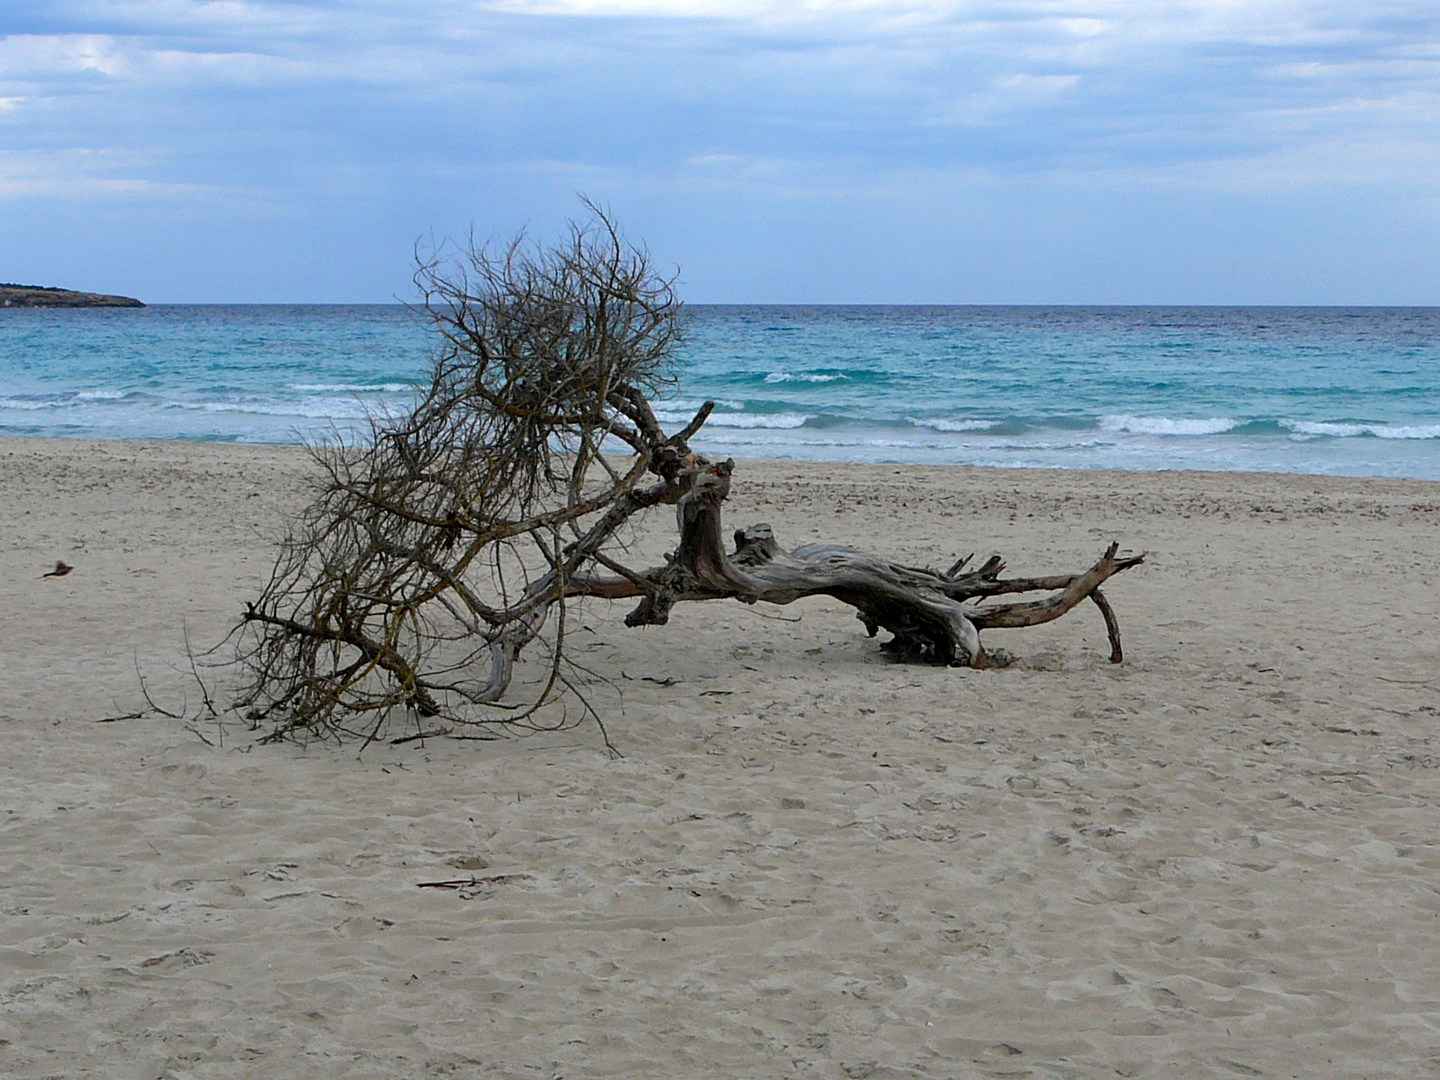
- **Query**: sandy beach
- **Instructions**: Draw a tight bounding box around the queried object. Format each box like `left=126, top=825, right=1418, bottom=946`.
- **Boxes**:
left=3, top=434, right=1439, bottom=1079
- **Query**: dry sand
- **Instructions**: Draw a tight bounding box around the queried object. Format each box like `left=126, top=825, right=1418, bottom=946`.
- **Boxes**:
left=2, top=435, right=1439, bottom=1079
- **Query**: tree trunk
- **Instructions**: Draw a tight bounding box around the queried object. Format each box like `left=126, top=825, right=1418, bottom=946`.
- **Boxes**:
left=570, top=460, right=1144, bottom=668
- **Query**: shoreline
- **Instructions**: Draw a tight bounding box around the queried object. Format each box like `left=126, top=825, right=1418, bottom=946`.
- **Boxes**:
left=3, top=436, right=1439, bottom=1077
left=4, top=431, right=1440, bottom=488
left=7, top=304, right=1438, bottom=479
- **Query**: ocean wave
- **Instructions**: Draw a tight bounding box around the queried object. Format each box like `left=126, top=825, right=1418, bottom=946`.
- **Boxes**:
left=1, top=392, right=133, bottom=410
left=163, top=398, right=378, bottom=420
left=1282, top=419, right=1440, bottom=440
left=691, top=429, right=1115, bottom=452
left=694, top=432, right=930, bottom=449
left=1101, top=414, right=1239, bottom=436
left=289, top=382, right=416, bottom=393
left=652, top=397, right=746, bottom=413
left=764, top=372, right=848, bottom=384
left=909, top=417, right=1001, bottom=433
left=657, top=409, right=813, bottom=429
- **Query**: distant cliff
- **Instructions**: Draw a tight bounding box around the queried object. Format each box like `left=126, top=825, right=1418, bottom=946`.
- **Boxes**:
left=0, top=284, right=145, bottom=308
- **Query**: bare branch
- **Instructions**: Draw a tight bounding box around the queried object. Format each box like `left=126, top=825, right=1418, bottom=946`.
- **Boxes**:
left=227, top=201, right=1144, bottom=746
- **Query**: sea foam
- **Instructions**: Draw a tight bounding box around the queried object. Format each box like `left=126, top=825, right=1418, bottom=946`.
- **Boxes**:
left=164, top=398, right=378, bottom=420
left=1283, top=420, right=1440, bottom=440
left=289, top=382, right=416, bottom=394
left=764, top=372, right=847, bottom=384
left=1100, top=414, right=1239, bottom=436
left=656, top=409, right=813, bottom=429
left=909, top=418, right=1001, bottom=432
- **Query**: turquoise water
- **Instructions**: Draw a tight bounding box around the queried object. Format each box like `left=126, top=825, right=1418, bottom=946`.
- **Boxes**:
left=2, top=304, right=1438, bottom=477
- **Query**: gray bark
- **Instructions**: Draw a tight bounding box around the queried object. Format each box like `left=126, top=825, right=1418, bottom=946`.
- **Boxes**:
left=568, top=460, right=1144, bottom=669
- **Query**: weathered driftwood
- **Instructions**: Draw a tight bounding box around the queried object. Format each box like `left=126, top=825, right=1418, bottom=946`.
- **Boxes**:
left=231, top=204, right=1144, bottom=743
left=567, top=459, right=1143, bottom=670
left=239, top=413, right=1142, bottom=741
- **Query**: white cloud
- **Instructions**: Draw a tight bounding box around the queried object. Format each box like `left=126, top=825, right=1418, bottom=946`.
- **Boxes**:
left=0, top=145, right=218, bottom=197
left=3, top=1, right=1435, bottom=169
left=0, top=33, right=127, bottom=77
left=2, top=0, right=1438, bottom=298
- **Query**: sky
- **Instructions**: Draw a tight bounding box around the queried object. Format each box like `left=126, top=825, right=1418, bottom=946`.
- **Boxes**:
left=2, top=0, right=1439, bottom=303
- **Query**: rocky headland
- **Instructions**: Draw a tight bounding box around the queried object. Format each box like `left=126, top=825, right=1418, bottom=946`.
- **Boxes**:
left=0, top=283, right=145, bottom=308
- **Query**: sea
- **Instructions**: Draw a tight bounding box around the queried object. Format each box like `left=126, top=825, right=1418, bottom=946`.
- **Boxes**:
left=2, top=304, right=1438, bottom=479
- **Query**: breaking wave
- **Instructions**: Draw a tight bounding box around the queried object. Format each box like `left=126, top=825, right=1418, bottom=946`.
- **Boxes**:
left=656, top=409, right=813, bottom=429
left=909, top=418, right=1002, bottom=433
left=1100, top=414, right=1240, bottom=436
left=764, top=372, right=848, bottom=384
left=1282, top=420, right=1440, bottom=440
left=289, top=382, right=416, bottom=393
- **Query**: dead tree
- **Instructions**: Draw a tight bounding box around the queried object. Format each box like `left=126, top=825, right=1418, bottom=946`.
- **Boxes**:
left=570, top=462, right=1141, bottom=668
left=232, top=204, right=1142, bottom=743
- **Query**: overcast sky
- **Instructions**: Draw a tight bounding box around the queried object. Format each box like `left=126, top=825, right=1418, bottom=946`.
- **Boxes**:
left=2, top=0, right=1438, bottom=302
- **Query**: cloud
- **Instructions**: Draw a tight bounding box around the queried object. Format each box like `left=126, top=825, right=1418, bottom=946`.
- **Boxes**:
left=1, top=0, right=1438, bottom=298
left=5, top=1, right=1437, bottom=177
